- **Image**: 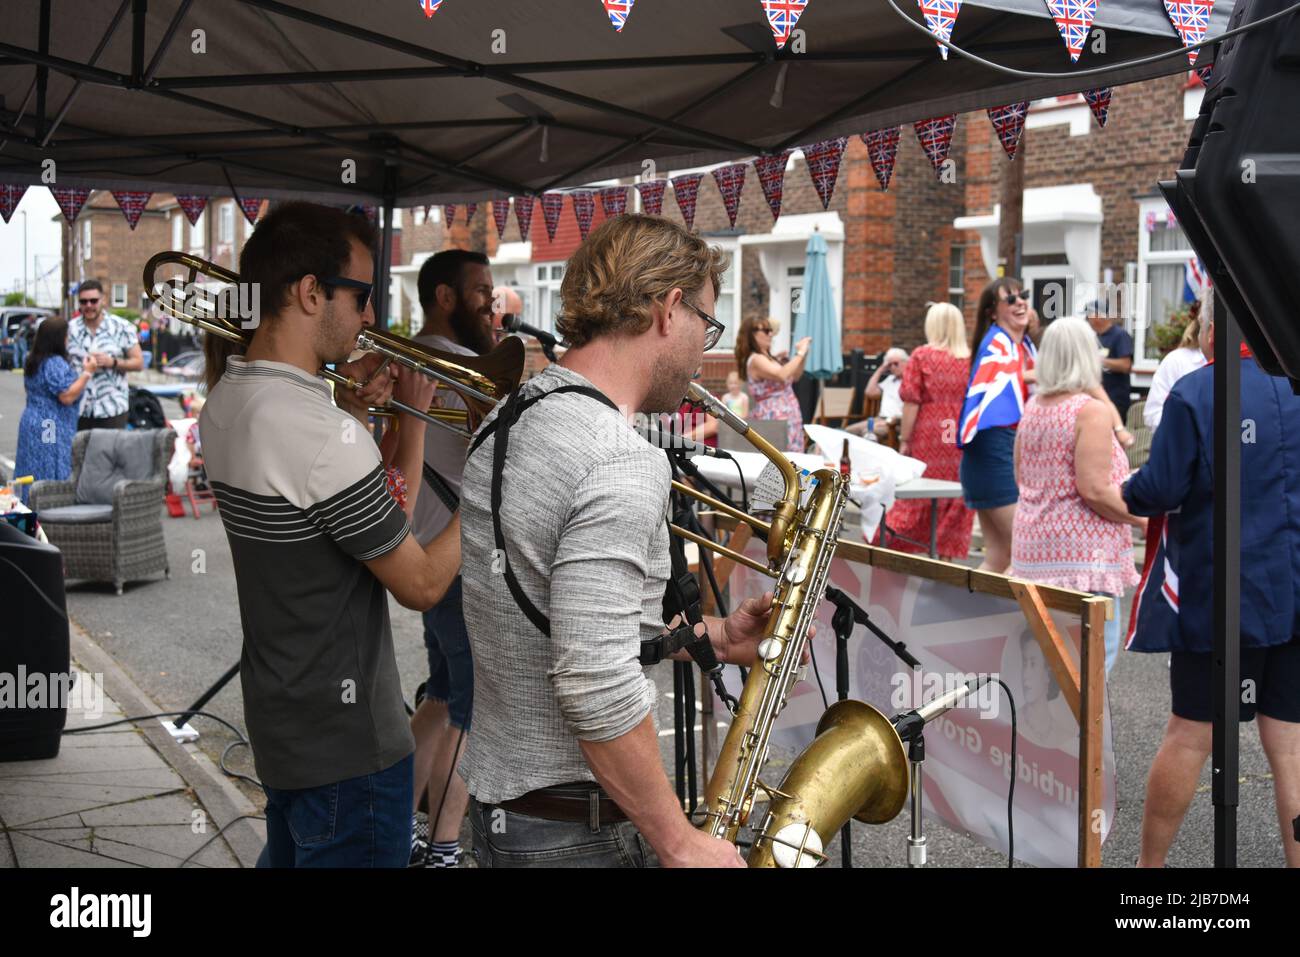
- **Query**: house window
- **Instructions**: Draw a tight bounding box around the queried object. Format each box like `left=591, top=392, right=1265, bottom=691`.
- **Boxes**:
left=710, top=241, right=741, bottom=352
left=413, top=206, right=426, bottom=225
left=219, top=203, right=234, bottom=244
left=82, top=219, right=92, bottom=261
left=171, top=212, right=183, bottom=250
left=531, top=263, right=565, bottom=335
left=189, top=210, right=205, bottom=250
left=948, top=245, right=965, bottom=310
left=111, top=283, right=128, bottom=308
left=1136, top=198, right=1197, bottom=366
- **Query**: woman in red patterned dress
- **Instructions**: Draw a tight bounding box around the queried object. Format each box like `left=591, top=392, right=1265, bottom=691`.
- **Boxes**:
left=885, top=303, right=974, bottom=560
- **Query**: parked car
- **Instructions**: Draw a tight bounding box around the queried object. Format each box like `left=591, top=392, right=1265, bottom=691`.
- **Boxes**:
left=0, top=307, right=56, bottom=370
left=161, top=351, right=205, bottom=381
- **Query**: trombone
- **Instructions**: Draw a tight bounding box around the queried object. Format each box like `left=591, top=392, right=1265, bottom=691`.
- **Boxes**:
left=142, top=251, right=524, bottom=433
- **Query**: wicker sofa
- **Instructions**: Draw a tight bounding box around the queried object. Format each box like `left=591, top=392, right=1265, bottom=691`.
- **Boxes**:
left=28, top=428, right=175, bottom=595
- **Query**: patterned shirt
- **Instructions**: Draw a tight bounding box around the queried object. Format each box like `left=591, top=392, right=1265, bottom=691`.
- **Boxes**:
left=67, top=313, right=137, bottom=419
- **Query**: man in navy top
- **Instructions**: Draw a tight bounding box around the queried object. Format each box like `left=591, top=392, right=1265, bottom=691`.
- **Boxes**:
left=1083, top=299, right=1135, bottom=421
left=1123, top=296, right=1300, bottom=867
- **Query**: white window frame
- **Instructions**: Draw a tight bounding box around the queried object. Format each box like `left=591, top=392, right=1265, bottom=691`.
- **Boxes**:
left=82, top=219, right=92, bottom=261
left=1135, top=196, right=1196, bottom=368
left=171, top=212, right=183, bottom=250
left=189, top=210, right=206, bottom=251
left=709, top=238, right=742, bottom=353
left=948, top=245, right=965, bottom=309
left=219, top=203, right=234, bottom=244
left=530, top=261, right=566, bottom=336
left=111, top=282, right=128, bottom=308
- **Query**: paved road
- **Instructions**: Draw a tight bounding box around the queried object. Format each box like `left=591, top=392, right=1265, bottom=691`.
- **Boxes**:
left=1, top=369, right=1287, bottom=867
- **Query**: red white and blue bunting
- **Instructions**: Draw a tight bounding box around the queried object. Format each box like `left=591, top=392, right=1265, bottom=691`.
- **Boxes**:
left=752, top=150, right=791, bottom=220
left=514, top=195, right=536, bottom=241
left=600, top=185, right=629, bottom=216
left=602, top=1, right=636, bottom=31
left=803, top=137, right=848, bottom=209
left=712, top=164, right=747, bottom=228
left=1084, top=87, right=1112, bottom=127
left=1163, top=0, right=1215, bottom=66
left=1044, top=0, right=1098, bottom=62
left=238, top=197, right=265, bottom=225
left=112, top=191, right=152, bottom=230
left=418, top=0, right=444, bottom=18
left=175, top=194, right=208, bottom=226
left=987, top=102, right=1030, bottom=160
left=0, top=183, right=28, bottom=224
left=760, top=0, right=809, bottom=50
left=861, top=128, right=901, bottom=191
left=671, top=174, right=704, bottom=231
left=914, top=115, right=958, bottom=179
left=492, top=198, right=511, bottom=239
left=917, top=0, right=963, bottom=60
left=51, top=187, right=91, bottom=224
left=541, top=192, right=566, bottom=241
left=636, top=179, right=667, bottom=216
left=572, top=190, right=596, bottom=239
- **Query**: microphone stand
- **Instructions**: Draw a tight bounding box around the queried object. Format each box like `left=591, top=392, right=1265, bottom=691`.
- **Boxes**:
left=823, top=585, right=920, bottom=868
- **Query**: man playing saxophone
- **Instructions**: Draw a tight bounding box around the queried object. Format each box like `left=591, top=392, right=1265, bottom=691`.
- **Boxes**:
left=460, top=214, right=785, bottom=867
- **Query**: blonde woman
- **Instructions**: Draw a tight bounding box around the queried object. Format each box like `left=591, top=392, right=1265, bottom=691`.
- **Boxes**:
left=885, top=303, right=974, bottom=559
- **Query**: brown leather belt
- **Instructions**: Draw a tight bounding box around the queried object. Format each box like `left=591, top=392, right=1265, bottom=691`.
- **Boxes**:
left=498, top=783, right=628, bottom=828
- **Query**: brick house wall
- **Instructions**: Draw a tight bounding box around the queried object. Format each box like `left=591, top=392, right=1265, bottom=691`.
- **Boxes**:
left=62, top=192, right=171, bottom=316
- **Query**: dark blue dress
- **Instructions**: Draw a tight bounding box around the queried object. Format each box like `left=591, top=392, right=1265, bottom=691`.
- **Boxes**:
left=13, top=356, right=80, bottom=503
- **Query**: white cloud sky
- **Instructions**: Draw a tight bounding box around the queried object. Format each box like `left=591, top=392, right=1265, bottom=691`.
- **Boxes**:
left=0, top=188, right=64, bottom=308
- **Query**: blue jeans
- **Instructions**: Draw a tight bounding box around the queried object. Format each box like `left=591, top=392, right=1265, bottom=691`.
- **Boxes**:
left=258, top=754, right=414, bottom=868
left=422, top=576, right=473, bottom=731
left=1097, top=592, right=1121, bottom=675
left=469, top=800, right=658, bottom=868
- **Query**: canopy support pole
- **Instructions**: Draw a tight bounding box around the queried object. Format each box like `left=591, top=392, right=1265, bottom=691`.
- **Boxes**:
left=35, top=0, right=50, bottom=143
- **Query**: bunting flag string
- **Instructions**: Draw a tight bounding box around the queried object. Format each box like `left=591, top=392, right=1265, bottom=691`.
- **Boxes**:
left=175, top=194, right=208, bottom=226
left=112, top=191, right=152, bottom=230
left=418, top=0, right=444, bottom=17
left=443, top=204, right=458, bottom=227
left=752, top=150, right=791, bottom=220
left=760, top=0, right=809, bottom=50
left=602, top=0, right=636, bottom=31
left=51, top=187, right=91, bottom=224
left=917, top=0, right=963, bottom=60
left=0, top=183, right=28, bottom=224
left=1044, top=0, right=1098, bottom=62
left=600, top=185, right=629, bottom=216
left=572, top=190, right=596, bottom=239
left=357, top=204, right=379, bottom=226
left=636, top=179, right=667, bottom=215
left=492, top=198, right=511, bottom=239
left=514, top=195, right=536, bottom=241
left=914, top=115, right=958, bottom=178
left=1163, top=0, right=1215, bottom=66
left=671, top=174, right=704, bottom=231
left=464, top=203, right=478, bottom=224
left=861, top=128, right=900, bottom=191
left=238, top=197, right=265, bottom=225
left=1083, top=87, right=1112, bottom=128
left=802, top=137, right=848, bottom=209
left=987, top=102, right=1030, bottom=160
left=541, top=192, right=565, bottom=241
left=712, top=164, right=747, bottom=228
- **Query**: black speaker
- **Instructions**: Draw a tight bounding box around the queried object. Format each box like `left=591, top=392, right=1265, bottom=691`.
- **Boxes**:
left=0, top=520, right=70, bottom=761
left=1164, top=0, right=1300, bottom=388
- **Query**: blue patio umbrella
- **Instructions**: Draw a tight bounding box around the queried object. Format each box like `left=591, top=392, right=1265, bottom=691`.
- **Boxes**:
left=795, top=229, right=842, bottom=381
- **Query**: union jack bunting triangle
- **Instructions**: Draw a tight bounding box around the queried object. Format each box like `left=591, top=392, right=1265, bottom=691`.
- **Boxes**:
left=1164, top=0, right=1215, bottom=66
left=50, top=187, right=91, bottom=224
left=1196, top=64, right=1214, bottom=84
left=802, top=137, right=848, bottom=209
left=464, top=203, right=478, bottom=224
left=443, top=205, right=457, bottom=227
left=1044, top=0, right=1098, bottom=62
left=712, top=164, right=747, bottom=228
left=112, top=191, right=152, bottom=230
left=492, top=198, right=511, bottom=239
left=987, top=102, right=1030, bottom=160
left=914, top=116, right=957, bottom=178
left=0, top=183, right=28, bottom=224
left=514, top=195, right=536, bottom=241
left=636, top=179, right=667, bottom=215
left=602, top=0, right=635, bottom=31
left=760, top=0, right=809, bottom=50
left=671, top=174, right=704, bottom=231
left=418, top=0, right=444, bottom=18
left=175, top=194, right=208, bottom=226
left=1083, top=87, right=1112, bottom=128
left=572, top=190, right=596, bottom=239
left=916, top=0, right=963, bottom=60
left=860, top=128, right=900, bottom=191
left=541, top=192, right=565, bottom=241
left=600, top=186, right=629, bottom=216
left=752, top=150, right=791, bottom=220
left=238, top=197, right=265, bottom=225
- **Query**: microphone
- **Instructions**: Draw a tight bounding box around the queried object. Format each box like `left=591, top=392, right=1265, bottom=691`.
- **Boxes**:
left=502, top=314, right=560, bottom=351
left=635, top=423, right=733, bottom=459
left=892, top=673, right=992, bottom=742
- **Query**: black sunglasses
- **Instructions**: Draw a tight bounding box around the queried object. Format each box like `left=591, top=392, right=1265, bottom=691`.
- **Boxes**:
left=320, top=276, right=373, bottom=313
left=1001, top=290, right=1031, bottom=305
left=78, top=298, right=100, bottom=306
left=681, top=300, right=725, bottom=351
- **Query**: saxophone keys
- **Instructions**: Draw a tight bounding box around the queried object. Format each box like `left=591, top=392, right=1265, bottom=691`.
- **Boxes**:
left=757, top=637, right=784, bottom=661
left=769, top=822, right=827, bottom=869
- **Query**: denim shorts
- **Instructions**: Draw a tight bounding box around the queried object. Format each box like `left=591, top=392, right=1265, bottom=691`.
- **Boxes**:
left=468, top=799, right=659, bottom=868
left=423, top=576, right=473, bottom=731
left=959, top=426, right=1019, bottom=510
left=258, top=753, right=414, bottom=868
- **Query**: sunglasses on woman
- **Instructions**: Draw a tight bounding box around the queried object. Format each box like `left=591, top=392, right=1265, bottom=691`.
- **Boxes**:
left=1001, top=290, right=1031, bottom=305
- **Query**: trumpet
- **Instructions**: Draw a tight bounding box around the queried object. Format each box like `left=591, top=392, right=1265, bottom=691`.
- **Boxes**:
left=142, top=251, right=524, bottom=433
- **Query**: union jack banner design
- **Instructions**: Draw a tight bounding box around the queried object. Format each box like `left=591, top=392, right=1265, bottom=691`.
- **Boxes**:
left=419, top=0, right=444, bottom=18
left=752, top=150, right=791, bottom=220
left=914, top=115, right=957, bottom=178
left=671, top=173, right=703, bottom=230
left=238, top=197, right=265, bottom=225
left=50, top=187, right=91, bottom=224
left=1196, top=64, right=1214, bottom=84
left=492, top=198, right=511, bottom=239
left=443, top=205, right=457, bottom=227
left=600, top=185, right=628, bottom=216
left=1145, top=210, right=1157, bottom=232
left=541, top=192, right=565, bottom=241
left=1126, top=513, right=1180, bottom=651
left=636, top=179, right=667, bottom=215
left=802, top=136, right=848, bottom=209
left=464, top=203, right=478, bottom=224
left=760, top=0, right=808, bottom=50
left=572, top=190, right=596, bottom=239
left=987, top=102, right=1030, bottom=161
left=957, top=325, right=1035, bottom=447
left=860, top=128, right=900, bottom=191
left=511, top=195, right=536, bottom=242
left=917, top=0, right=963, bottom=60
left=1044, top=0, right=1098, bottom=62
left=712, top=163, right=747, bottom=228
left=602, top=0, right=636, bottom=31
left=112, top=191, right=152, bottom=230
left=0, top=183, right=28, bottom=224
left=1163, top=0, right=1215, bottom=66
left=1083, top=87, right=1111, bottom=128
left=175, top=194, right=208, bottom=226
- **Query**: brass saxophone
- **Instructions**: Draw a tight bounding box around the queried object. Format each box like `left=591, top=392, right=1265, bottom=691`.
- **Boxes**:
left=680, top=383, right=909, bottom=867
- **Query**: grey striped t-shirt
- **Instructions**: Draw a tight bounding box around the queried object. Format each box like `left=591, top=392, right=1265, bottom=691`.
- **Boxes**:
left=460, top=364, right=671, bottom=804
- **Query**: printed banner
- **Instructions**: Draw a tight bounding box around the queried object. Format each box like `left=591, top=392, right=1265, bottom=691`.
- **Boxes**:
left=541, top=192, right=566, bottom=241
left=600, top=185, right=629, bottom=217
left=671, top=173, right=704, bottom=230
left=112, top=191, right=152, bottom=230
left=1045, top=0, right=1099, bottom=62
left=752, top=151, right=791, bottom=220
left=464, top=202, right=478, bottom=224
left=761, top=0, right=809, bottom=50
left=572, top=189, right=596, bottom=239
left=238, top=197, right=265, bottom=225
left=802, top=136, right=848, bottom=209
left=492, top=198, right=511, bottom=239
left=636, top=179, right=668, bottom=215
left=174, top=194, right=208, bottom=226
left=712, top=163, right=747, bottom=228
left=418, top=0, right=444, bottom=17
left=51, top=187, right=91, bottom=224
left=0, top=183, right=28, bottom=224
left=988, top=102, right=1030, bottom=161
left=917, top=0, right=964, bottom=60
left=514, top=194, right=536, bottom=241
left=861, top=127, right=901, bottom=191
left=603, top=0, right=636, bottom=31
left=1164, top=0, right=1215, bottom=66
left=914, top=115, right=958, bottom=178
left=1084, top=87, right=1112, bottom=128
